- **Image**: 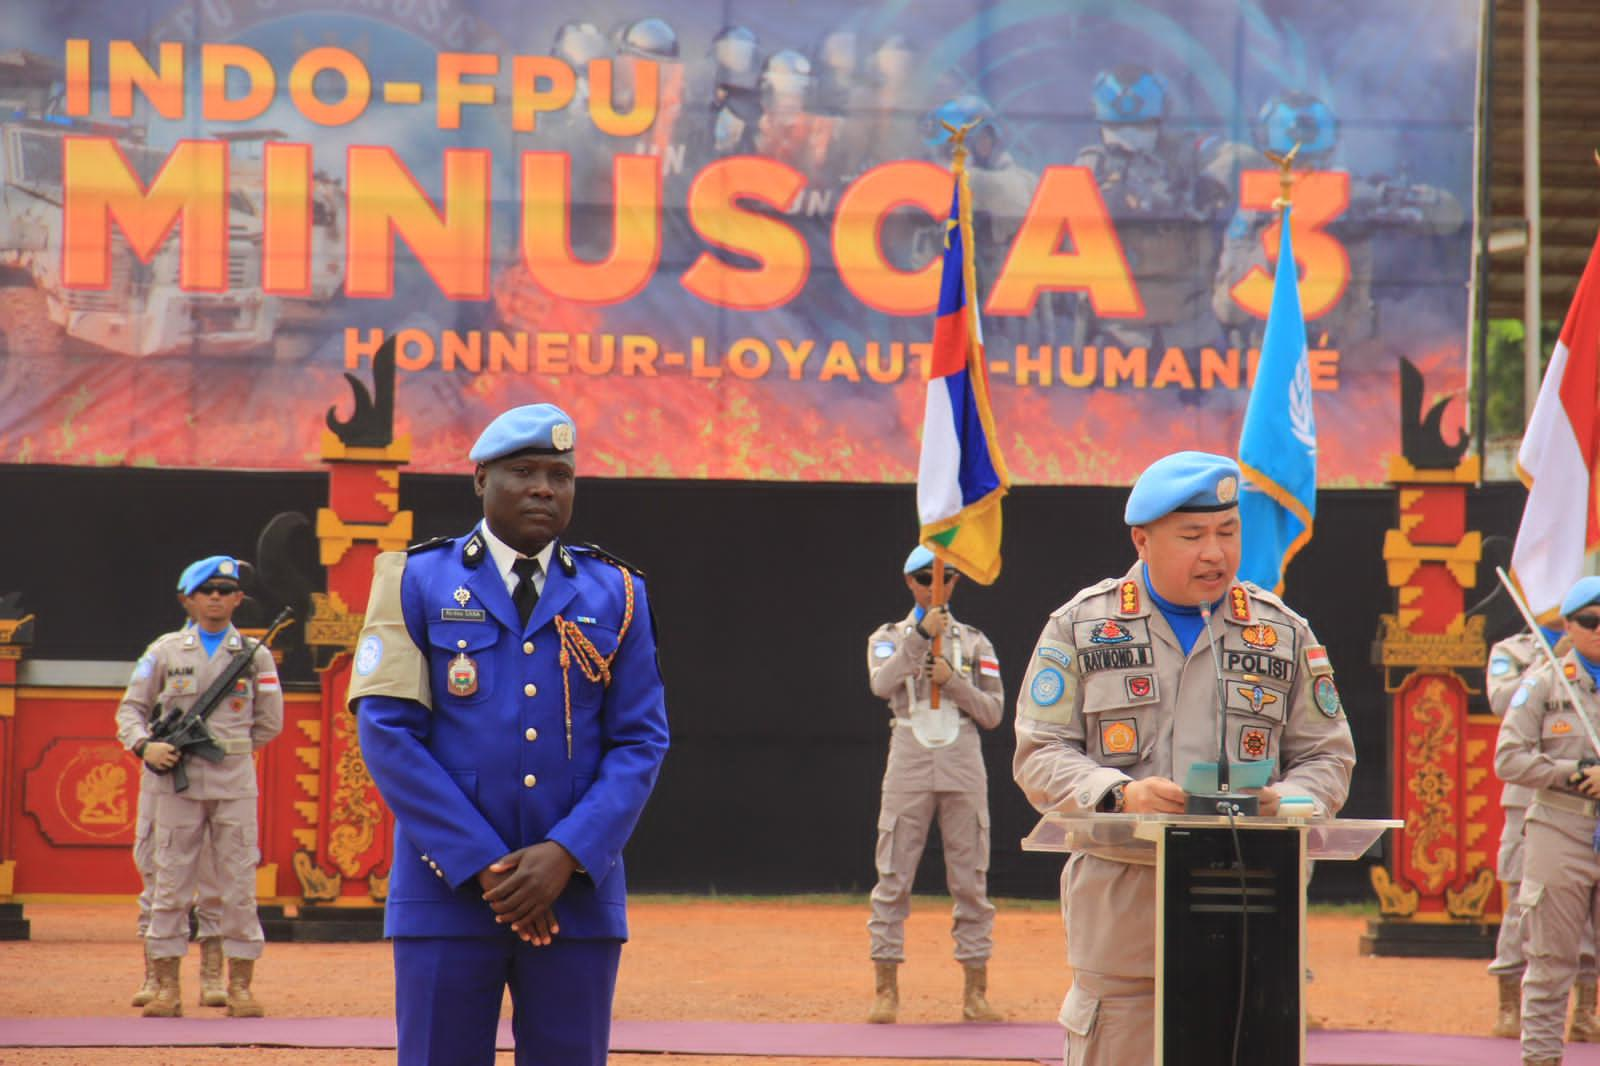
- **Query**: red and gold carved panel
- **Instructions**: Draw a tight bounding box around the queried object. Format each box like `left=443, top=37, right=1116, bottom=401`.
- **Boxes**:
left=21, top=738, right=138, bottom=847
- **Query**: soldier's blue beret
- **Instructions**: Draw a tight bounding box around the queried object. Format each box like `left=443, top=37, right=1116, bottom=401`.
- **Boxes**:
left=1124, top=451, right=1242, bottom=525
left=1561, top=576, right=1600, bottom=617
left=469, top=403, right=577, bottom=463
left=177, top=555, right=242, bottom=595
left=904, top=545, right=935, bottom=574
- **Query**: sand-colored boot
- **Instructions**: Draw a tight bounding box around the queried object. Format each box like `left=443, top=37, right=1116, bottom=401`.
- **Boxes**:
left=1493, top=974, right=1522, bottom=1039
left=130, top=942, right=159, bottom=1008
left=961, top=961, right=1004, bottom=1022
left=225, top=957, right=265, bottom=1018
left=1524, top=1059, right=1561, bottom=1066
left=198, top=937, right=227, bottom=1007
left=140, top=956, right=182, bottom=1018
left=1569, top=978, right=1600, bottom=1042
left=867, top=961, right=898, bottom=1024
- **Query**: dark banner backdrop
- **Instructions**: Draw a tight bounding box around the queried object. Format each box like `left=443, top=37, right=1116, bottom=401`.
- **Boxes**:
left=0, top=467, right=1529, bottom=901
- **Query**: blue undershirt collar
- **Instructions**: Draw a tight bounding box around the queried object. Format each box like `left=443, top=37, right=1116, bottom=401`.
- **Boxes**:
left=1579, top=651, right=1600, bottom=689
left=1143, top=564, right=1220, bottom=657
left=196, top=627, right=227, bottom=658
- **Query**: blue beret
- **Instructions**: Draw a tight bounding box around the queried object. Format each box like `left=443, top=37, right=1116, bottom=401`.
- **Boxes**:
left=177, top=555, right=241, bottom=596
left=1124, top=451, right=1242, bottom=525
left=469, top=404, right=577, bottom=463
left=904, top=545, right=935, bottom=574
left=1561, top=576, right=1600, bottom=617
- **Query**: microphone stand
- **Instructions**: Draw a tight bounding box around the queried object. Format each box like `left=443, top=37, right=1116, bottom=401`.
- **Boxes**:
left=1186, top=601, right=1258, bottom=816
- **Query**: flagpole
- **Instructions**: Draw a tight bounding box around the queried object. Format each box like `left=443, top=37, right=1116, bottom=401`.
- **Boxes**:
left=925, top=117, right=976, bottom=712
left=930, top=556, right=946, bottom=709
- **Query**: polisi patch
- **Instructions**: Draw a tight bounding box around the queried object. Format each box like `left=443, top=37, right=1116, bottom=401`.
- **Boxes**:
left=1100, top=718, right=1139, bottom=755
left=1223, top=650, right=1294, bottom=682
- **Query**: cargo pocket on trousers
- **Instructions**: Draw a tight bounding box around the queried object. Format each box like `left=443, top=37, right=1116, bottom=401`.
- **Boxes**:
left=1518, top=879, right=1544, bottom=909
left=976, top=809, right=992, bottom=873
left=1060, top=982, right=1099, bottom=1065
left=235, top=822, right=261, bottom=867
left=875, top=812, right=898, bottom=877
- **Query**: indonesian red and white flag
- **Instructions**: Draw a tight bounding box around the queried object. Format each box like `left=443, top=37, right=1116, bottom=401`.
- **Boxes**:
left=1512, top=229, right=1600, bottom=620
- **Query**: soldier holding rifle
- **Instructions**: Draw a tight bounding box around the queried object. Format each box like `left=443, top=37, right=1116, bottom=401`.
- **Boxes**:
left=115, top=556, right=285, bottom=1018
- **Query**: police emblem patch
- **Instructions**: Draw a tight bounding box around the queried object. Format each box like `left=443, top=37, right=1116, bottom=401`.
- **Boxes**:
left=1239, top=725, right=1268, bottom=760
left=1240, top=623, right=1278, bottom=652
left=1553, top=720, right=1574, bottom=735
left=1089, top=620, right=1135, bottom=645
left=453, top=586, right=472, bottom=606
left=1125, top=674, right=1153, bottom=700
left=1031, top=667, right=1066, bottom=707
left=448, top=653, right=479, bottom=697
left=1566, top=662, right=1580, bottom=681
left=1313, top=676, right=1342, bottom=718
left=1245, top=684, right=1278, bottom=714
left=1100, top=718, right=1138, bottom=755
left=354, top=635, right=383, bottom=677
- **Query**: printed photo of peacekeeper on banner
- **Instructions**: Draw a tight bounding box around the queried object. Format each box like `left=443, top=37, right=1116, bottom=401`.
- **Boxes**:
left=0, top=0, right=1476, bottom=485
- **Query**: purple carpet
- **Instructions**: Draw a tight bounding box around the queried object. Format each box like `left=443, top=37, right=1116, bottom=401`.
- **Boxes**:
left=0, top=1016, right=1591, bottom=1063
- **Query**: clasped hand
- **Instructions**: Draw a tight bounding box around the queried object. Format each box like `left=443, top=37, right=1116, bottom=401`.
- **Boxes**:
left=478, top=841, right=579, bottom=946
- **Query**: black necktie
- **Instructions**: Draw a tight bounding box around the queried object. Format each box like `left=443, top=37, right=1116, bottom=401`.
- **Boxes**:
left=511, top=557, right=542, bottom=625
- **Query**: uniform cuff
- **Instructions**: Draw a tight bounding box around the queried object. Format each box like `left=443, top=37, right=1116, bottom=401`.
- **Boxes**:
left=1068, top=769, right=1133, bottom=814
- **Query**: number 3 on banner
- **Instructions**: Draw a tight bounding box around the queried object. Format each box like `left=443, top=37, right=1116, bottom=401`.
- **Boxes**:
left=1228, top=170, right=1351, bottom=322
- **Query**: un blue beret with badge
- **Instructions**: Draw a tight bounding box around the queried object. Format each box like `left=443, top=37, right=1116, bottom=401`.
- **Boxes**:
left=177, top=555, right=241, bottom=596
left=1561, top=576, right=1600, bottom=617
left=469, top=403, right=577, bottom=463
left=1124, top=451, right=1242, bottom=526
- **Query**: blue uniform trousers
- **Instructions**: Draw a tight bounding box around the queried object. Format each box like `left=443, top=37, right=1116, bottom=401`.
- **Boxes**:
left=394, top=935, right=622, bottom=1066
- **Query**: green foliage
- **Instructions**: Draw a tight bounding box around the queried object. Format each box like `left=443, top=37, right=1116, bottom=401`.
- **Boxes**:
left=1479, top=318, right=1560, bottom=438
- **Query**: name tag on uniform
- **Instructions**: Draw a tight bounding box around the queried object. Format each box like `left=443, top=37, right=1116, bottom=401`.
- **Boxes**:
left=441, top=608, right=487, bottom=622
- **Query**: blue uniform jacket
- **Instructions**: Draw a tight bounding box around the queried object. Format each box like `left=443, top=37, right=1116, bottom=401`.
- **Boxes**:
left=356, top=531, right=669, bottom=941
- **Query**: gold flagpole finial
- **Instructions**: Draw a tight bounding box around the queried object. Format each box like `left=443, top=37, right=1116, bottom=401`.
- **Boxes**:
left=941, top=118, right=981, bottom=171
left=1264, top=141, right=1302, bottom=210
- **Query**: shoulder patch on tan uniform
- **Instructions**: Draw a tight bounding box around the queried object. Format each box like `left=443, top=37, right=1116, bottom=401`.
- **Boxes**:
left=1020, top=638, right=1079, bottom=725
left=1303, top=644, right=1333, bottom=678
left=346, top=551, right=433, bottom=713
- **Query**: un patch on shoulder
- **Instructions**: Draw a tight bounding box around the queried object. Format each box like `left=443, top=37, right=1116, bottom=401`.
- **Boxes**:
left=131, top=655, right=154, bottom=682
left=355, top=635, right=384, bottom=677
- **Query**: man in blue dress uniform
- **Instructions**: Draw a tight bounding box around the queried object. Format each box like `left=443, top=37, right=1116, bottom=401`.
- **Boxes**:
left=348, top=403, right=670, bottom=1066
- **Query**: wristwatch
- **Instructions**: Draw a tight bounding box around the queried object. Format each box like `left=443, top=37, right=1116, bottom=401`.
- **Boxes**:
left=1099, top=782, right=1127, bottom=813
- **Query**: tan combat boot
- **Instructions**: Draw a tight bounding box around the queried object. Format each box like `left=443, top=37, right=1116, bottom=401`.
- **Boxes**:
left=141, top=956, right=182, bottom=1018
left=1493, top=974, right=1521, bottom=1039
left=867, top=961, right=898, bottom=1024
left=1570, top=977, right=1600, bottom=1042
left=198, top=937, right=227, bottom=1007
left=962, top=961, right=1004, bottom=1022
left=225, top=957, right=265, bottom=1018
left=130, top=943, right=158, bottom=1008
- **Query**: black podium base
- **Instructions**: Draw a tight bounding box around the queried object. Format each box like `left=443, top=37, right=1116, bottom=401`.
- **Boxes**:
left=1359, top=918, right=1498, bottom=958
left=0, top=902, right=30, bottom=940
left=260, top=904, right=386, bottom=942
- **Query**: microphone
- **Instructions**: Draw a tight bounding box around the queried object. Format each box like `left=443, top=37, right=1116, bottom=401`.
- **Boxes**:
left=1186, top=600, right=1259, bottom=816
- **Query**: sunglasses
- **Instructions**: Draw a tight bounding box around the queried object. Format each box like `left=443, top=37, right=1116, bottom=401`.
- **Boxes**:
left=1572, top=613, right=1600, bottom=632
left=910, top=570, right=960, bottom=587
left=194, top=584, right=241, bottom=597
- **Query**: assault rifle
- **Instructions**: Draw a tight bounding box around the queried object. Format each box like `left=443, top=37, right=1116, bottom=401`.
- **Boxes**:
left=148, top=609, right=293, bottom=792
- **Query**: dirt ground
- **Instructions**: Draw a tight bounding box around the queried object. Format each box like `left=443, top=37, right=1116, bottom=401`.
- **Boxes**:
left=0, top=896, right=1502, bottom=1065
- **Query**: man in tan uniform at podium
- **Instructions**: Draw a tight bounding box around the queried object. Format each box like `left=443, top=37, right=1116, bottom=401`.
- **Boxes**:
left=865, top=545, right=1005, bottom=1024
left=1487, top=625, right=1600, bottom=1041
left=1494, top=576, right=1600, bottom=1066
left=1012, top=451, right=1356, bottom=1065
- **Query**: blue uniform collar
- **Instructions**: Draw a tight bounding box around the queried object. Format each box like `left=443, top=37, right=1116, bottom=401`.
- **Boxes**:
left=1580, top=651, right=1600, bottom=689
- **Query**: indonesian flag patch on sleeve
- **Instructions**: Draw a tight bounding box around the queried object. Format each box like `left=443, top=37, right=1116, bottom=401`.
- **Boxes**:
left=979, top=656, right=1000, bottom=678
left=257, top=673, right=281, bottom=692
left=1303, top=645, right=1332, bottom=678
